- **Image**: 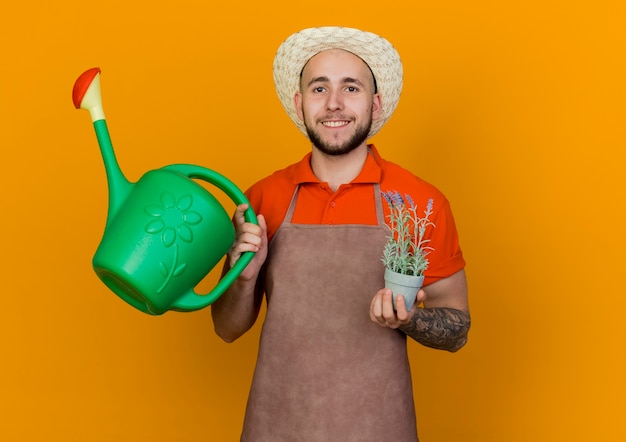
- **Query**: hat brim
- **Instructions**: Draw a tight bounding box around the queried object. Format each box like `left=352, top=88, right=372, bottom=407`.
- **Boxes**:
left=273, top=26, right=403, bottom=139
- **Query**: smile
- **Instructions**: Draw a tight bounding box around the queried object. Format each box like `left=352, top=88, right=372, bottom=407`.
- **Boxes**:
left=322, top=120, right=350, bottom=128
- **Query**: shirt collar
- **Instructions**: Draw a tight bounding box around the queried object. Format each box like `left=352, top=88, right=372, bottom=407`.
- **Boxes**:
left=292, top=144, right=383, bottom=185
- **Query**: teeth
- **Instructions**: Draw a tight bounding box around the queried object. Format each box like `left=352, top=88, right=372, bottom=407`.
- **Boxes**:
left=323, top=121, right=348, bottom=128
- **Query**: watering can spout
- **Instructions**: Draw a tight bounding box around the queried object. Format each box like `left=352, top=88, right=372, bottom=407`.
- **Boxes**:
left=73, top=67, right=132, bottom=220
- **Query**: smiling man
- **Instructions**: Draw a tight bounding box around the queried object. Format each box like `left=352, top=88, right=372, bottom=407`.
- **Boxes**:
left=211, top=26, right=470, bottom=441
left=296, top=48, right=381, bottom=158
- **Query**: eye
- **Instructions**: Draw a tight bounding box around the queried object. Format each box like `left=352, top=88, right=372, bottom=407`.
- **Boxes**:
left=313, top=86, right=326, bottom=93
left=346, top=86, right=358, bottom=92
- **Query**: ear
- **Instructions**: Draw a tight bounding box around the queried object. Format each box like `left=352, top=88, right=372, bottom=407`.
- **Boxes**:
left=294, top=92, right=304, bottom=121
left=371, top=93, right=382, bottom=121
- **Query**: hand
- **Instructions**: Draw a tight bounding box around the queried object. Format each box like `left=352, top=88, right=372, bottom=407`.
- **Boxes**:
left=369, top=288, right=426, bottom=329
left=228, top=204, right=268, bottom=281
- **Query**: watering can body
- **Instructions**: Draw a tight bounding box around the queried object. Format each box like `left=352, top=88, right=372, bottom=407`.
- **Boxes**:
left=93, top=165, right=251, bottom=315
left=74, top=68, right=256, bottom=315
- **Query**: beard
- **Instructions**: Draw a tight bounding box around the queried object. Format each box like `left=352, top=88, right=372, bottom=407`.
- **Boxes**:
left=304, top=114, right=373, bottom=156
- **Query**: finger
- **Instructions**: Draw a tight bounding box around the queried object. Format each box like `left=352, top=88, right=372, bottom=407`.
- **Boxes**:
left=234, top=238, right=262, bottom=253
left=370, top=291, right=386, bottom=324
left=416, top=288, right=426, bottom=305
left=257, top=214, right=268, bottom=243
left=394, top=296, right=410, bottom=322
left=238, top=213, right=266, bottom=242
left=381, top=290, right=396, bottom=320
left=235, top=231, right=263, bottom=251
left=369, top=300, right=378, bottom=323
left=239, top=222, right=264, bottom=239
left=233, top=204, right=249, bottom=231
left=409, top=292, right=423, bottom=310
left=370, top=292, right=381, bottom=320
left=229, top=239, right=260, bottom=266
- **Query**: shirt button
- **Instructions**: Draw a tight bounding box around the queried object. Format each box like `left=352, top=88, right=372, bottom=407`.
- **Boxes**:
left=330, top=201, right=336, bottom=208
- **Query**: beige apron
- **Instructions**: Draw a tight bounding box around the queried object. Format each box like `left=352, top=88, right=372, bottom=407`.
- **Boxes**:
left=241, top=184, right=418, bottom=441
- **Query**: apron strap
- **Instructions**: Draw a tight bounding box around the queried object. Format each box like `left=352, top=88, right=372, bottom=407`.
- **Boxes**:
left=373, top=183, right=386, bottom=227
left=284, top=185, right=301, bottom=224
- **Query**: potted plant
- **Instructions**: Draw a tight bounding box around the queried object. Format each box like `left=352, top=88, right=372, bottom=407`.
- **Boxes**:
left=381, top=191, right=435, bottom=310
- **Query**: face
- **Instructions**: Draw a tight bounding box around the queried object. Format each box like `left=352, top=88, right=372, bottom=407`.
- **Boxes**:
left=295, top=49, right=381, bottom=156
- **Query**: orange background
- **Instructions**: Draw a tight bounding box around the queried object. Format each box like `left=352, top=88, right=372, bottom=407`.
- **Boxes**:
left=1, top=1, right=625, bottom=440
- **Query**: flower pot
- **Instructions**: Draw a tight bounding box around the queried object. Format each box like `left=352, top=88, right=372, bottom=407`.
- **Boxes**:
left=384, top=268, right=424, bottom=311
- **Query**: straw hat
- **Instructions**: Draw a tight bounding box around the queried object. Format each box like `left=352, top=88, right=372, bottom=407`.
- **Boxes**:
left=273, top=26, right=403, bottom=139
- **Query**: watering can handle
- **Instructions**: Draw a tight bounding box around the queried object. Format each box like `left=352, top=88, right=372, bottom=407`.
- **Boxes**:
left=162, top=163, right=258, bottom=312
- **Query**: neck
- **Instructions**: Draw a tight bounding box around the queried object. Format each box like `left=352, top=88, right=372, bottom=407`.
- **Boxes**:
left=310, top=144, right=369, bottom=191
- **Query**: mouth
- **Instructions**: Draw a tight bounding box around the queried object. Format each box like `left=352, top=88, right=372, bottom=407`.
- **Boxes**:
left=321, top=120, right=350, bottom=128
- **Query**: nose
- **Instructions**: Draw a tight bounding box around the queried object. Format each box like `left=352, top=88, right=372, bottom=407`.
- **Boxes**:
left=326, top=88, right=343, bottom=111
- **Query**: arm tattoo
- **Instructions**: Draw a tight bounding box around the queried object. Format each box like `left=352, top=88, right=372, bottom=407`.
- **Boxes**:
left=400, top=308, right=471, bottom=352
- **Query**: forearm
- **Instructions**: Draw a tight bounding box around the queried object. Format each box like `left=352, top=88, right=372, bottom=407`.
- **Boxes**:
left=211, top=274, right=263, bottom=343
left=400, top=307, right=470, bottom=352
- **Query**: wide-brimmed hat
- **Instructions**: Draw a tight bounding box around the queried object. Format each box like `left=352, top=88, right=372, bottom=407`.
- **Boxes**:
left=273, top=26, right=403, bottom=139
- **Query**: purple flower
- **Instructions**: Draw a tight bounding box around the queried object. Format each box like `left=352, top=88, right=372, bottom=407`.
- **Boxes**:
left=405, top=193, right=415, bottom=209
left=426, top=198, right=433, bottom=214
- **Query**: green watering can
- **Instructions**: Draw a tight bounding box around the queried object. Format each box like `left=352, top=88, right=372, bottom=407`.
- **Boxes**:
left=73, top=67, right=256, bottom=315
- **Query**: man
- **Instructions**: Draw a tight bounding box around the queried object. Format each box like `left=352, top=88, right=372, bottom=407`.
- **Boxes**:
left=211, top=26, right=470, bottom=441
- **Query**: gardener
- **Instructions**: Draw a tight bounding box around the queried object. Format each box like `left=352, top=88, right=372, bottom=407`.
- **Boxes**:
left=211, top=26, right=470, bottom=441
